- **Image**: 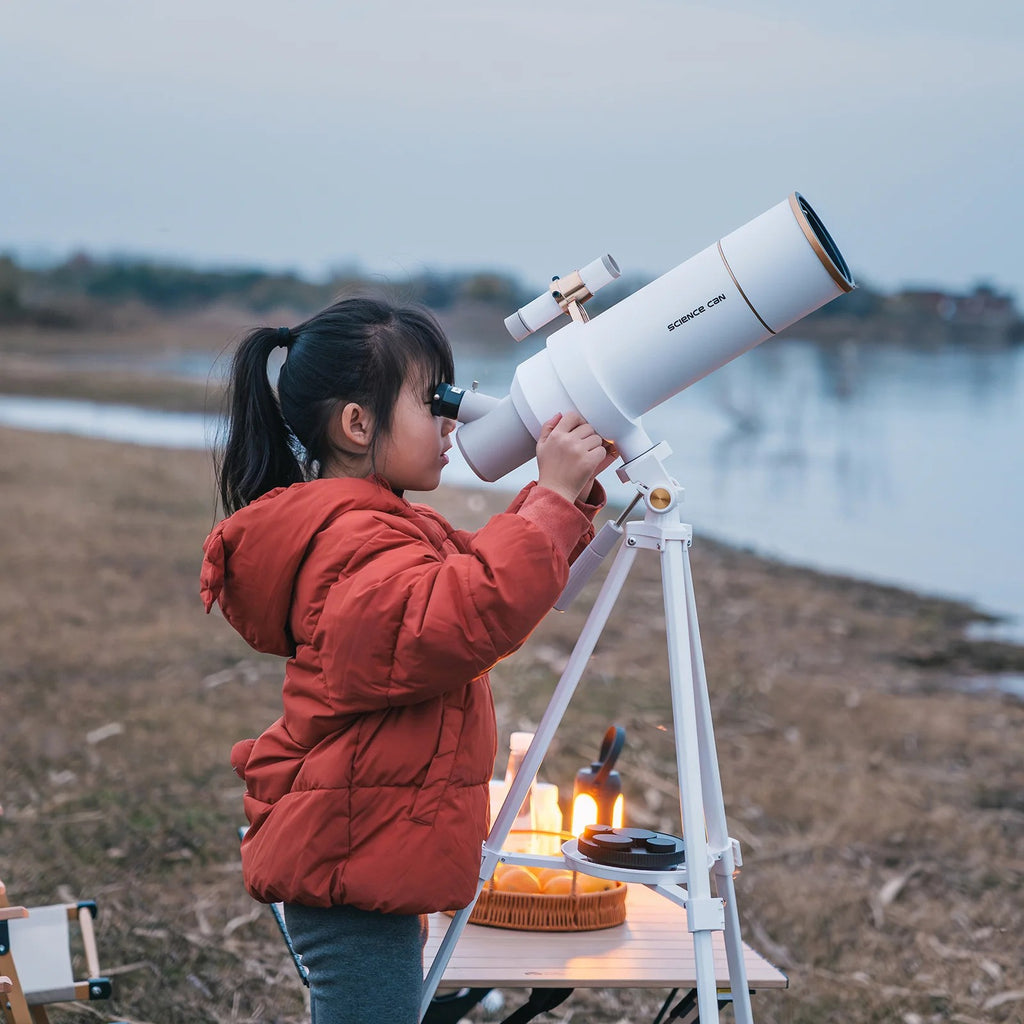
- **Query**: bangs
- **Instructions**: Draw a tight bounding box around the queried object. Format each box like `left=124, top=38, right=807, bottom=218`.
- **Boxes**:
left=395, top=309, right=455, bottom=390
left=406, top=349, right=454, bottom=394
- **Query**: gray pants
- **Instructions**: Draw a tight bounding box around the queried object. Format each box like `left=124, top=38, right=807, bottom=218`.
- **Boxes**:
left=284, top=903, right=428, bottom=1024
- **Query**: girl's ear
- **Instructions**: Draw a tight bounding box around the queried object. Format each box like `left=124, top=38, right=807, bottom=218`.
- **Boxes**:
left=331, top=402, right=374, bottom=453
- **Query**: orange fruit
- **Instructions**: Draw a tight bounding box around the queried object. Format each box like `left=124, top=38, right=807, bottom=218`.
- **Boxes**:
left=495, top=866, right=541, bottom=894
left=534, top=867, right=571, bottom=889
left=490, top=863, right=515, bottom=888
left=542, top=874, right=575, bottom=895
left=576, top=873, right=615, bottom=894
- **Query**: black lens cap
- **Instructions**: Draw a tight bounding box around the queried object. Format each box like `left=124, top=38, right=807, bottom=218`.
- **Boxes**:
left=577, top=827, right=685, bottom=870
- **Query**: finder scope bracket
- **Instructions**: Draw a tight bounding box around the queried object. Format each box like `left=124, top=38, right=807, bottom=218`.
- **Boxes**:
left=550, top=269, right=594, bottom=325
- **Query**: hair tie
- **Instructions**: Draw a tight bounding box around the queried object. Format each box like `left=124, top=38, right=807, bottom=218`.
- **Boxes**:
left=276, top=326, right=293, bottom=347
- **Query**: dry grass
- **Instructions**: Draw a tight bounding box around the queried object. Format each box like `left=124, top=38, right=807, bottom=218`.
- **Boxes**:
left=1, top=317, right=1023, bottom=1024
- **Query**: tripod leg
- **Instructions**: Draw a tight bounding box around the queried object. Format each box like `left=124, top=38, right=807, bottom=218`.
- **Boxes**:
left=681, top=548, right=754, bottom=1024
left=484, top=537, right=641, bottom=858
left=420, top=540, right=640, bottom=1020
left=661, top=536, right=722, bottom=1022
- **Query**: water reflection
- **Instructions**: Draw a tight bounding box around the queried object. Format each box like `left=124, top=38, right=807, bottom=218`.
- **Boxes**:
left=0, top=395, right=216, bottom=449
left=632, top=339, right=1023, bottom=640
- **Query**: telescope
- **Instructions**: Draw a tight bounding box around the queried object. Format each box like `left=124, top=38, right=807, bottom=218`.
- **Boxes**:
left=433, top=192, right=854, bottom=482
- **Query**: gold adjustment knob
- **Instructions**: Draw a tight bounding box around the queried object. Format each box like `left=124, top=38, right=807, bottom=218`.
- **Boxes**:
left=650, top=488, right=672, bottom=510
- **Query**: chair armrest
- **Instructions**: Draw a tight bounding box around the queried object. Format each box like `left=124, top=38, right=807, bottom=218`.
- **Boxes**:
left=76, top=904, right=102, bottom=979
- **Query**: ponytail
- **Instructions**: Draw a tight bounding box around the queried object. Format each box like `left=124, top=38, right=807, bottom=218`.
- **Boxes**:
left=216, top=326, right=303, bottom=514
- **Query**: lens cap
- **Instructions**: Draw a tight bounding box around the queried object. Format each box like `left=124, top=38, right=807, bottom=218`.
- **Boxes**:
left=577, top=826, right=686, bottom=870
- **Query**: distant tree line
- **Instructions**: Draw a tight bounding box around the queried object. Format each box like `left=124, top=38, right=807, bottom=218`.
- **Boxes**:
left=0, top=251, right=540, bottom=323
left=0, top=250, right=1019, bottom=344
left=0, top=250, right=664, bottom=326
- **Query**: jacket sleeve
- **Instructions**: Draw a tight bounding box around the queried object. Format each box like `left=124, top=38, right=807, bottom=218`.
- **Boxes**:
left=456, top=480, right=606, bottom=565
left=308, top=488, right=598, bottom=713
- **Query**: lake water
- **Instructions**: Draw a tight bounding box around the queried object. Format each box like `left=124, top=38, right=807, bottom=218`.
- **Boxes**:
left=1, top=337, right=1022, bottom=644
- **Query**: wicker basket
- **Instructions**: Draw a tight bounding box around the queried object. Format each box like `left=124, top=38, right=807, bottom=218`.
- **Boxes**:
left=451, top=833, right=628, bottom=932
left=467, top=877, right=627, bottom=932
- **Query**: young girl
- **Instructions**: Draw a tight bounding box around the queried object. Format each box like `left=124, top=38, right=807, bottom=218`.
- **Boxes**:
left=200, top=297, right=612, bottom=1024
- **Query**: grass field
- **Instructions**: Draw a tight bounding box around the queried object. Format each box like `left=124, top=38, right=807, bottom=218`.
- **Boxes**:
left=1, top=314, right=1023, bottom=1024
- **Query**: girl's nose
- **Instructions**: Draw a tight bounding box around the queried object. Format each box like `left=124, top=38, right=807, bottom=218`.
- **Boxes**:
left=442, top=417, right=456, bottom=436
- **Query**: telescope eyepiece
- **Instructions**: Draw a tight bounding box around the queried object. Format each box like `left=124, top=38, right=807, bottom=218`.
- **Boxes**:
left=431, top=382, right=464, bottom=419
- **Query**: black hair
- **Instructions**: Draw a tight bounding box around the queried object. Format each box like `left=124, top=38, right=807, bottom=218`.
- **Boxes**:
left=215, top=297, right=454, bottom=514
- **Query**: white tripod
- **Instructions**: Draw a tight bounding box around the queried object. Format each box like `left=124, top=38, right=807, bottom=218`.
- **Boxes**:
left=421, top=442, right=754, bottom=1024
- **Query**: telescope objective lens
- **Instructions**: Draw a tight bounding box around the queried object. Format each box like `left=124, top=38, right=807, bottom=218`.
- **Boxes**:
left=794, top=193, right=854, bottom=289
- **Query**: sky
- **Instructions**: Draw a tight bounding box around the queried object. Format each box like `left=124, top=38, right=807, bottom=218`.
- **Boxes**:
left=5, top=1, right=1023, bottom=300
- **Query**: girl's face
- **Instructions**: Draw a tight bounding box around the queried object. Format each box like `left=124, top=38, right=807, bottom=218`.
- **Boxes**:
left=374, top=373, right=456, bottom=493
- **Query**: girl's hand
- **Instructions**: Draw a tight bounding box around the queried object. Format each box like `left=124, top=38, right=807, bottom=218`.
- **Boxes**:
left=536, top=412, right=611, bottom=503
left=580, top=439, right=619, bottom=503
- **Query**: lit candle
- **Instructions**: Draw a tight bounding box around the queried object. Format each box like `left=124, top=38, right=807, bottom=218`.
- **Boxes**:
left=571, top=725, right=626, bottom=836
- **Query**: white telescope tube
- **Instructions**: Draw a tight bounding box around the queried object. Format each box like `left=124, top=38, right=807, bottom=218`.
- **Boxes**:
left=457, top=192, right=854, bottom=482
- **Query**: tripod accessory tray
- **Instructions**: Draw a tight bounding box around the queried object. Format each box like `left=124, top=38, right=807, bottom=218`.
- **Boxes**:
left=577, top=825, right=686, bottom=870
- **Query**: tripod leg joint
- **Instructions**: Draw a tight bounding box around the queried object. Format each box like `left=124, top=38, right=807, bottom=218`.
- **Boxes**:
left=685, top=896, right=726, bottom=933
left=730, top=837, right=743, bottom=869
left=711, top=838, right=742, bottom=876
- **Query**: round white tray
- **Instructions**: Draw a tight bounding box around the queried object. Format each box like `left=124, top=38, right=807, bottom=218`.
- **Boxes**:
left=561, top=838, right=700, bottom=885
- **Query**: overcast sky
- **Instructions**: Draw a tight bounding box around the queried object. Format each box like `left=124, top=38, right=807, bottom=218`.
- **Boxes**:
left=5, top=1, right=1023, bottom=300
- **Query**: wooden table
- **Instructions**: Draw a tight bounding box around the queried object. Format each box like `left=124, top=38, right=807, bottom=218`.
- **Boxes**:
left=425, top=883, right=787, bottom=1000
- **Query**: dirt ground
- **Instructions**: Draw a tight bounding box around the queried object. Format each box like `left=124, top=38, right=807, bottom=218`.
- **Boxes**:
left=1, top=315, right=1023, bottom=1024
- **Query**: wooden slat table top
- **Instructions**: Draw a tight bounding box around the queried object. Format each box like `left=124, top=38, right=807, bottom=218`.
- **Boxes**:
left=425, top=884, right=788, bottom=990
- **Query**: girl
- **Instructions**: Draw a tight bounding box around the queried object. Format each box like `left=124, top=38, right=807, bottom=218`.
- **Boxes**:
left=200, top=297, right=612, bottom=1023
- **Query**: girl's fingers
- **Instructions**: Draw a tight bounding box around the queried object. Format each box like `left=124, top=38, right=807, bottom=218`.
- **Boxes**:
left=538, top=413, right=563, bottom=440
left=558, top=410, right=585, bottom=428
left=539, top=411, right=608, bottom=458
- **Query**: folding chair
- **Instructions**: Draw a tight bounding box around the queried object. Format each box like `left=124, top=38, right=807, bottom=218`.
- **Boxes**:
left=0, top=878, right=115, bottom=1024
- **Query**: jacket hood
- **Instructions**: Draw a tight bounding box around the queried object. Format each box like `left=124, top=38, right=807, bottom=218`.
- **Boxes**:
left=200, top=476, right=408, bottom=656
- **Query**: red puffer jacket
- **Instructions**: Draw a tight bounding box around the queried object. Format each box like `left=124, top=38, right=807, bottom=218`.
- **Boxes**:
left=200, top=475, right=601, bottom=915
